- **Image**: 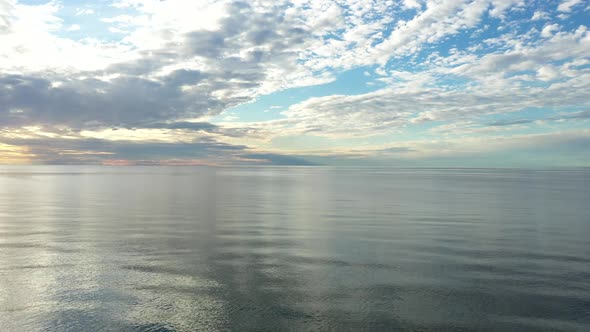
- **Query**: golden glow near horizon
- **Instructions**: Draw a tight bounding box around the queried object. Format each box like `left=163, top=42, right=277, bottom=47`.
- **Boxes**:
left=0, top=143, right=34, bottom=164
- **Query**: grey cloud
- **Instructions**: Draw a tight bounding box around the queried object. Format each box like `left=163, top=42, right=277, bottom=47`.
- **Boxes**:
left=185, top=31, right=226, bottom=58
left=139, top=121, right=258, bottom=138
left=239, top=153, right=317, bottom=166
left=0, top=74, right=221, bottom=129
left=142, top=122, right=219, bottom=131
left=561, top=110, right=590, bottom=120
left=163, top=69, right=206, bottom=86
left=0, top=135, right=246, bottom=163
left=486, top=110, right=590, bottom=127
left=0, top=133, right=317, bottom=166
left=0, top=1, right=313, bottom=132
left=247, top=29, right=279, bottom=46
left=487, top=118, right=535, bottom=126
left=182, top=1, right=310, bottom=67
left=104, top=55, right=172, bottom=76
left=375, top=147, right=415, bottom=154
left=348, top=147, right=415, bottom=154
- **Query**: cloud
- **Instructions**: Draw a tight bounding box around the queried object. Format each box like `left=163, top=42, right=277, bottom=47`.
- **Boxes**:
left=0, top=1, right=333, bottom=131
left=75, top=8, right=95, bottom=16
left=541, top=23, right=560, bottom=38
left=487, top=119, right=536, bottom=127
left=371, top=0, right=522, bottom=63
left=486, top=110, right=590, bottom=127
left=238, top=153, right=317, bottom=165
left=0, top=73, right=224, bottom=129
left=142, top=122, right=219, bottom=132
left=0, top=134, right=242, bottom=164
left=0, top=0, right=588, bottom=166
left=403, top=0, right=423, bottom=10
left=250, top=77, right=590, bottom=138
left=561, top=110, right=590, bottom=120
left=557, top=0, right=583, bottom=13
left=531, top=11, right=549, bottom=20
left=0, top=130, right=319, bottom=165
left=66, top=24, right=80, bottom=32
left=0, top=0, right=14, bottom=34
left=0, top=0, right=534, bottom=134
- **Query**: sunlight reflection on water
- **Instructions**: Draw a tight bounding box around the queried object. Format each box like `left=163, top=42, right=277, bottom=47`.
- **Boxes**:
left=0, top=166, right=589, bottom=331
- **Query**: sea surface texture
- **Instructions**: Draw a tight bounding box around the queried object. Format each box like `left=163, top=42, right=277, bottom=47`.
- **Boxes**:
left=0, top=166, right=589, bottom=331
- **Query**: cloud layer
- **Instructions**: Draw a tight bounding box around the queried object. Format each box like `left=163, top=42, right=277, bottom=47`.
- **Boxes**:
left=0, top=0, right=589, bottom=166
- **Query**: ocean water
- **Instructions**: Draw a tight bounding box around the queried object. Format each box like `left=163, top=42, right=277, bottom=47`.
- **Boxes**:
left=0, top=166, right=589, bottom=331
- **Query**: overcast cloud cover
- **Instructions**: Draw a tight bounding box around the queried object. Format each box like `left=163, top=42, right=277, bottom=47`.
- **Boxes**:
left=0, top=0, right=589, bottom=166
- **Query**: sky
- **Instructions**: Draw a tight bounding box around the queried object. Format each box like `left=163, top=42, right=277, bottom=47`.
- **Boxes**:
left=0, top=0, right=589, bottom=166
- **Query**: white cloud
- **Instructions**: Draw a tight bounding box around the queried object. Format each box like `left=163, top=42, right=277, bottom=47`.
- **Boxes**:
left=233, top=22, right=590, bottom=140
left=66, top=24, right=80, bottom=31
left=75, top=8, right=95, bottom=16
left=372, top=0, right=522, bottom=64
left=557, top=0, right=583, bottom=12
left=537, top=65, right=560, bottom=81
left=0, top=0, right=589, bottom=165
left=541, top=23, right=560, bottom=37
left=108, top=26, right=127, bottom=34
left=402, top=0, right=423, bottom=10
left=0, top=0, right=14, bottom=34
left=531, top=11, right=549, bottom=20
left=0, top=1, right=134, bottom=72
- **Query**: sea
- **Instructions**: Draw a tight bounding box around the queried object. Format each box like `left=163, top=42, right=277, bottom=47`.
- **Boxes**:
left=0, top=166, right=589, bottom=331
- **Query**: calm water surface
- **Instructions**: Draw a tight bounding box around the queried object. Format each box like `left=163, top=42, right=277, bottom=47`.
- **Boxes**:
left=0, top=166, right=589, bottom=331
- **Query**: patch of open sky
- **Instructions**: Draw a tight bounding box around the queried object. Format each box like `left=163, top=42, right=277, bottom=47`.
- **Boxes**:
left=18, top=0, right=55, bottom=4
left=558, top=7, right=590, bottom=31
left=323, top=28, right=347, bottom=42
left=500, top=4, right=589, bottom=41
left=45, top=0, right=133, bottom=43
left=449, top=18, right=507, bottom=55
left=210, top=66, right=385, bottom=123
left=437, top=28, right=490, bottom=56
left=501, top=6, right=540, bottom=27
